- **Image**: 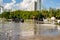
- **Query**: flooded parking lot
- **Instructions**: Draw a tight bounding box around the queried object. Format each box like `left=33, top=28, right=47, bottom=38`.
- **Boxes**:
left=0, top=21, right=60, bottom=40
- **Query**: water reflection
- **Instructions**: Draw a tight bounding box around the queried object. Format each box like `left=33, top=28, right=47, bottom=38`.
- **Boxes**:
left=0, top=21, right=60, bottom=40
left=39, top=25, right=60, bottom=36
left=0, top=21, right=20, bottom=40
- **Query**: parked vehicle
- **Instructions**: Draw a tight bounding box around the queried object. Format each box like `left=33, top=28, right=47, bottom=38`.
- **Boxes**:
left=12, top=16, right=24, bottom=23
left=35, top=17, right=44, bottom=24
left=20, top=18, right=24, bottom=23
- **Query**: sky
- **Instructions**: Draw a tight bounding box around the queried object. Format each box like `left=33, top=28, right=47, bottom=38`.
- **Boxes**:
left=0, top=0, right=60, bottom=10
left=42, top=0, right=60, bottom=9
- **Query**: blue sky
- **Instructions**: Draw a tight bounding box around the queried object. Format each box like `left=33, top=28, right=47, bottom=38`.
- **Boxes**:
left=42, top=0, right=60, bottom=9
left=2, top=0, right=60, bottom=10
left=3, top=0, right=22, bottom=3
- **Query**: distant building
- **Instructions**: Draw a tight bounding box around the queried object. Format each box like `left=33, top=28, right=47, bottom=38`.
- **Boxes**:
left=0, top=6, right=4, bottom=13
left=25, top=1, right=35, bottom=11
left=34, top=1, right=37, bottom=10
left=37, top=0, right=41, bottom=11
left=23, top=0, right=41, bottom=11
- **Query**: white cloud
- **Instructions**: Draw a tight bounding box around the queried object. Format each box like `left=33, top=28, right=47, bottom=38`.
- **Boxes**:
left=3, top=0, right=47, bottom=11
left=14, top=0, right=44, bottom=10
left=15, top=0, right=60, bottom=10
left=0, top=0, right=3, bottom=5
left=18, top=0, right=36, bottom=10
left=4, top=0, right=16, bottom=9
left=0, top=0, right=3, bottom=3
left=4, top=0, right=34, bottom=10
left=19, top=0, right=33, bottom=9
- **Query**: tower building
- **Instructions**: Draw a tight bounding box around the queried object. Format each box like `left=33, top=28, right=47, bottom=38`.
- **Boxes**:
left=34, top=0, right=41, bottom=11
left=34, top=1, right=37, bottom=10
left=37, top=0, right=41, bottom=10
left=22, top=0, right=41, bottom=11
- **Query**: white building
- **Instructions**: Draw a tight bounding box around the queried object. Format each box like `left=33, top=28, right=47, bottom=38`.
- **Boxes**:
left=0, top=6, right=4, bottom=13
left=25, top=1, right=35, bottom=11
left=24, top=0, right=41, bottom=11
left=37, top=0, right=41, bottom=10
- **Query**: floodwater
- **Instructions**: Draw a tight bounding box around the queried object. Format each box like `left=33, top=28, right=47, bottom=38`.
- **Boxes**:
left=0, top=22, right=21, bottom=40
left=40, top=29, right=60, bottom=36
left=37, top=24, right=60, bottom=36
left=0, top=22, right=60, bottom=36
left=0, top=21, right=60, bottom=40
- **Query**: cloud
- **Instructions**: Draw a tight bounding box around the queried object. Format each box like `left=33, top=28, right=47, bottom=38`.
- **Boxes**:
left=0, top=0, right=3, bottom=5
left=4, top=0, right=16, bottom=9
left=11, top=0, right=45, bottom=11
left=19, top=0, right=34, bottom=9
left=4, top=0, right=43, bottom=11
left=0, top=0, right=3, bottom=3
left=4, top=0, right=51, bottom=11
left=19, top=0, right=39, bottom=10
left=4, top=0, right=34, bottom=10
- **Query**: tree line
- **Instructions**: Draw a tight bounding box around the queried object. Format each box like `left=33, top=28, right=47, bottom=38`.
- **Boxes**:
left=0, top=8, right=60, bottom=19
